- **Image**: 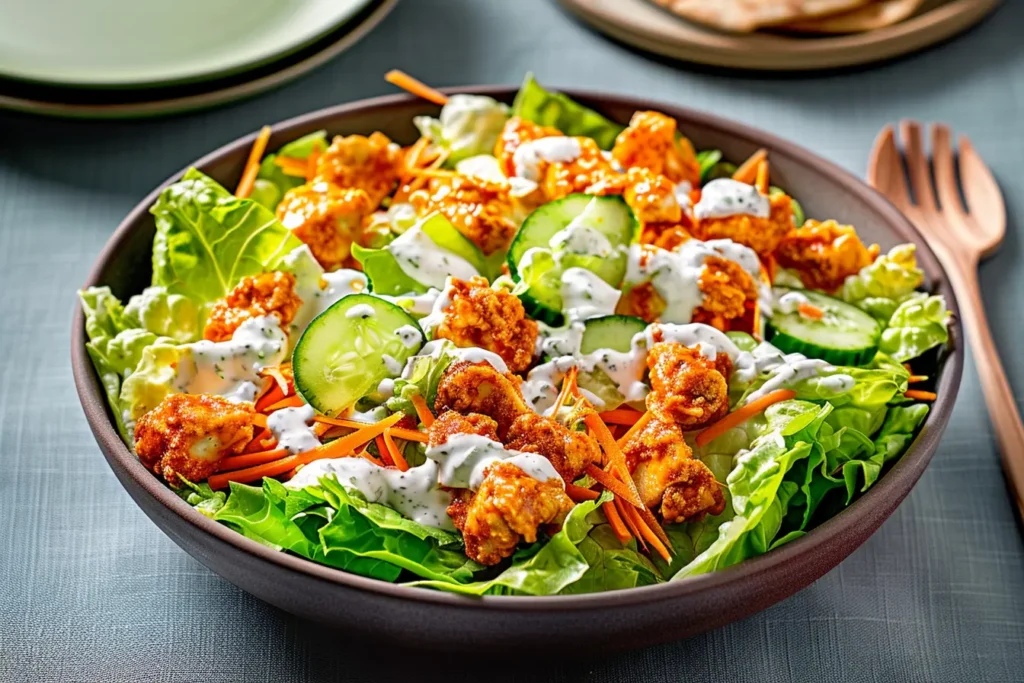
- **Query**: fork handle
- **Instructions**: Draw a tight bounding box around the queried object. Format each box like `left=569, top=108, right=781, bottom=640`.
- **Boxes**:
left=943, top=256, right=1024, bottom=518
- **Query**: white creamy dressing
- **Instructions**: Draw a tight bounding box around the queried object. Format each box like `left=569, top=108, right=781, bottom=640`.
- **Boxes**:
left=283, top=245, right=368, bottom=336
left=744, top=343, right=854, bottom=404
left=286, top=458, right=454, bottom=530
left=776, top=290, right=810, bottom=315
left=560, top=268, right=622, bottom=324
left=512, top=136, right=582, bottom=182
left=382, top=354, right=404, bottom=376
left=378, top=288, right=443, bottom=319
left=403, top=339, right=510, bottom=378
left=345, top=303, right=376, bottom=320
left=172, top=316, right=287, bottom=403
left=267, top=405, right=321, bottom=455
left=415, top=281, right=455, bottom=336
left=395, top=325, right=424, bottom=349
left=675, top=181, right=694, bottom=214
left=537, top=322, right=585, bottom=359
left=694, top=178, right=771, bottom=220
left=426, top=433, right=563, bottom=490
left=388, top=224, right=479, bottom=289
left=624, top=238, right=764, bottom=324
left=551, top=219, right=615, bottom=260
left=522, top=356, right=582, bottom=414
left=376, top=378, right=396, bottom=399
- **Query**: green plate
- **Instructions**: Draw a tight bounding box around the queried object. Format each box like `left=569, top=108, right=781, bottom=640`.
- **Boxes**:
left=0, top=0, right=374, bottom=88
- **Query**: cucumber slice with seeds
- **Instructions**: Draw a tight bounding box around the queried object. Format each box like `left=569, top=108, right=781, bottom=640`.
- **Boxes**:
left=766, top=288, right=880, bottom=367
left=580, top=315, right=647, bottom=354
left=292, top=294, right=424, bottom=416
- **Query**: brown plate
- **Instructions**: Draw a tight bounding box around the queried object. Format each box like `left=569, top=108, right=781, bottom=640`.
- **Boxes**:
left=72, top=88, right=963, bottom=652
left=558, top=0, right=1001, bottom=70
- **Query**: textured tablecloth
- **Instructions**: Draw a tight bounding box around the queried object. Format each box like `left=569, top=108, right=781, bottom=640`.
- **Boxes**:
left=2, top=1, right=1023, bottom=680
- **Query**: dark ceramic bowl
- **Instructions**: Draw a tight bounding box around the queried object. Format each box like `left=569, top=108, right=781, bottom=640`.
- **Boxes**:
left=72, top=88, right=963, bottom=652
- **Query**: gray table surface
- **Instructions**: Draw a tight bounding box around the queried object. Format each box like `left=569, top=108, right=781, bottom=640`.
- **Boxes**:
left=2, top=0, right=1023, bottom=681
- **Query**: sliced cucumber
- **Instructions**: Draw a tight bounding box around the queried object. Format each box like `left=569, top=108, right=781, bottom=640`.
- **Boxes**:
left=580, top=315, right=647, bottom=354
left=292, top=294, right=424, bottom=416
left=766, top=288, right=881, bottom=367
left=508, top=194, right=638, bottom=321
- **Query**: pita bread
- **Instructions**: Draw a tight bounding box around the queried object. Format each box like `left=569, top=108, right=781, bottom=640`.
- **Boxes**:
left=652, top=0, right=873, bottom=33
left=781, top=0, right=927, bottom=33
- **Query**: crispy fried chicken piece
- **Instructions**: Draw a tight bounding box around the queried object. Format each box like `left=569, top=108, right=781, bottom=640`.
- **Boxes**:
left=428, top=411, right=499, bottom=448
left=313, top=132, right=402, bottom=207
left=646, top=342, right=731, bottom=430
left=494, top=117, right=563, bottom=178
left=434, top=361, right=529, bottom=440
left=135, top=393, right=255, bottom=484
left=505, top=412, right=601, bottom=483
left=691, top=191, right=795, bottom=257
left=588, top=166, right=685, bottom=225
left=203, top=271, right=301, bottom=342
left=693, top=255, right=759, bottom=328
left=774, top=219, right=881, bottom=292
left=540, top=137, right=616, bottom=202
left=447, top=460, right=574, bottom=566
left=612, top=111, right=701, bottom=186
left=276, top=182, right=374, bottom=271
left=621, top=416, right=725, bottom=524
left=409, top=174, right=518, bottom=256
left=432, top=277, right=539, bottom=374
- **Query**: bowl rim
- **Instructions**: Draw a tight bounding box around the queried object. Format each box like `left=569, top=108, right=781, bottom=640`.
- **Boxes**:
left=72, top=85, right=963, bottom=612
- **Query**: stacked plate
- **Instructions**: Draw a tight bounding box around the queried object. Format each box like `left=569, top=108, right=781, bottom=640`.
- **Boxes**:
left=0, top=0, right=398, bottom=117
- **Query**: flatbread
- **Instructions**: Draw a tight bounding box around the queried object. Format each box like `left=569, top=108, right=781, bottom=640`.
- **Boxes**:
left=652, top=0, right=874, bottom=33
left=781, top=0, right=926, bottom=32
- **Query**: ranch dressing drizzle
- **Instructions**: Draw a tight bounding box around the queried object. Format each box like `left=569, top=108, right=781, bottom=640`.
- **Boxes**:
left=426, top=433, right=563, bottom=490
left=776, top=290, right=810, bottom=314
left=743, top=343, right=854, bottom=404
left=512, top=137, right=583, bottom=182
left=283, top=245, right=368, bottom=336
left=561, top=268, right=622, bottom=324
left=694, top=178, right=770, bottom=220
left=389, top=224, right=479, bottom=289
left=267, top=405, right=321, bottom=454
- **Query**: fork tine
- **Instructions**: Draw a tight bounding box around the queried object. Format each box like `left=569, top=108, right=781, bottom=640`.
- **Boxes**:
left=930, top=124, right=966, bottom=217
left=959, top=135, right=1007, bottom=237
left=899, top=120, right=937, bottom=209
left=867, top=125, right=912, bottom=210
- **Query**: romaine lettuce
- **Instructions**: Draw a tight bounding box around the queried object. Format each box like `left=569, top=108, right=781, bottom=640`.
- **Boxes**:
left=879, top=294, right=951, bottom=363
left=512, top=74, right=624, bottom=150
left=414, top=95, right=510, bottom=165
left=124, top=286, right=202, bottom=343
left=839, top=244, right=924, bottom=306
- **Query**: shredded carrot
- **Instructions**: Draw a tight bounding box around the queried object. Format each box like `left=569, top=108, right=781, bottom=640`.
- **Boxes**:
left=798, top=302, right=824, bottom=320
left=274, top=156, right=309, bottom=177
left=375, top=434, right=394, bottom=467
left=385, top=69, right=449, bottom=105
left=696, top=389, right=797, bottom=447
left=262, top=394, right=305, bottom=413
left=218, top=447, right=289, bottom=472
left=306, top=149, right=321, bottom=181
left=254, top=383, right=286, bottom=412
left=403, top=137, right=430, bottom=179
left=751, top=299, right=763, bottom=342
left=383, top=429, right=410, bottom=472
left=209, top=453, right=300, bottom=489
left=623, top=504, right=672, bottom=562
left=904, top=390, right=937, bottom=401
left=552, top=367, right=579, bottom=414
left=311, top=412, right=405, bottom=460
left=243, top=427, right=272, bottom=453
left=733, top=148, right=768, bottom=185
left=616, top=410, right=654, bottom=448
left=261, top=365, right=292, bottom=395
left=388, top=427, right=429, bottom=443
left=235, top=126, right=272, bottom=199
left=602, top=501, right=633, bottom=544
left=313, top=421, right=332, bottom=438
left=584, top=413, right=643, bottom=499
left=566, top=484, right=600, bottom=502
left=313, top=416, right=427, bottom=442
left=599, top=409, right=643, bottom=426
left=755, top=159, right=770, bottom=194
left=614, top=497, right=645, bottom=549
left=410, top=394, right=435, bottom=428
left=252, top=413, right=268, bottom=429
left=635, top=504, right=673, bottom=552
left=585, top=464, right=643, bottom=508
left=907, top=375, right=929, bottom=384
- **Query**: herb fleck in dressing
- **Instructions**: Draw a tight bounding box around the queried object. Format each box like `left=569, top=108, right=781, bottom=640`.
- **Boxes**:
left=267, top=404, right=321, bottom=454
left=560, top=268, right=621, bottom=324
left=389, top=224, right=479, bottom=289
left=426, top=433, right=563, bottom=490
left=694, top=178, right=770, bottom=220
left=512, top=137, right=583, bottom=182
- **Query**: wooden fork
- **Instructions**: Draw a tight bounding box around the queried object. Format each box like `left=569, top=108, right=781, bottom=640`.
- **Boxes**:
left=869, top=121, right=1024, bottom=519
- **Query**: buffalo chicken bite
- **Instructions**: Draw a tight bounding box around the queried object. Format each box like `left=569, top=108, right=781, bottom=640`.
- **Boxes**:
left=204, top=271, right=302, bottom=342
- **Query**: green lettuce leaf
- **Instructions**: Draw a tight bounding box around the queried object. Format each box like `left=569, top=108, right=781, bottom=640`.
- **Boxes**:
left=351, top=245, right=429, bottom=296
left=173, top=477, right=227, bottom=518
left=385, top=340, right=459, bottom=414
left=696, top=150, right=722, bottom=182
left=560, top=516, right=661, bottom=594
left=119, top=343, right=183, bottom=422
left=414, top=95, right=510, bottom=165
left=838, top=244, right=924, bottom=306
left=512, top=74, right=624, bottom=150
left=124, top=286, right=202, bottom=343
left=879, top=294, right=951, bottom=363
left=251, top=131, right=329, bottom=210
left=151, top=168, right=302, bottom=309
left=80, top=286, right=132, bottom=341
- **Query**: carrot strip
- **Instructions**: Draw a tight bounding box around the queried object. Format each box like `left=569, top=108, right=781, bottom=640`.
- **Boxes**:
left=314, top=416, right=426, bottom=442
left=616, top=411, right=654, bottom=448
left=311, top=412, right=404, bottom=460
left=260, top=365, right=292, bottom=395
left=798, top=302, right=824, bottom=320
left=904, top=390, right=937, bottom=401
left=209, top=453, right=300, bottom=489
left=388, top=427, right=429, bottom=443
left=614, top=497, right=645, bottom=550
left=254, top=384, right=286, bottom=413
left=584, top=464, right=643, bottom=508
left=907, top=375, right=929, bottom=384
left=235, top=126, right=272, bottom=199
left=602, top=501, right=632, bottom=545
left=375, top=435, right=394, bottom=467
left=732, top=148, right=768, bottom=185
left=262, top=394, right=305, bottom=412
left=306, top=149, right=321, bottom=181
left=273, top=156, right=309, bottom=177
left=696, top=389, right=797, bottom=447
left=584, top=413, right=645, bottom=502
left=599, top=409, right=643, bottom=426
left=624, top=504, right=671, bottom=562
left=218, top=447, right=289, bottom=472
left=566, top=484, right=600, bottom=502
left=755, top=159, right=770, bottom=194
left=383, top=429, right=410, bottom=472
left=751, top=299, right=763, bottom=342
left=410, top=393, right=435, bottom=428
left=252, top=413, right=268, bottom=429
left=552, top=367, right=579, bottom=414
left=636, top=504, right=674, bottom=551
left=385, top=70, right=449, bottom=105
left=313, top=421, right=332, bottom=438
left=244, top=427, right=272, bottom=453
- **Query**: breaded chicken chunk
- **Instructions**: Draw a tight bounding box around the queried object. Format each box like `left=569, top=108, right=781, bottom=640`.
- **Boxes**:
left=409, top=174, right=518, bottom=256
left=204, top=271, right=302, bottom=342
left=588, top=167, right=684, bottom=225
left=135, top=393, right=255, bottom=484
left=646, top=342, right=731, bottom=430
left=505, top=412, right=601, bottom=483
left=540, top=137, right=616, bottom=202
left=612, top=111, right=701, bottom=187
left=434, top=361, right=529, bottom=439
left=692, top=255, right=759, bottom=328
left=314, top=132, right=402, bottom=207
left=774, top=219, right=880, bottom=292
left=621, top=416, right=725, bottom=523
left=432, top=277, right=538, bottom=374
left=691, top=191, right=795, bottom=257
left=276, top=182, right=374, bottom=270
left=428, top=411, right=499, bottom=448
left=447, top=460, right=574, bottom=566
left=494, top=117, right=563, bottom=178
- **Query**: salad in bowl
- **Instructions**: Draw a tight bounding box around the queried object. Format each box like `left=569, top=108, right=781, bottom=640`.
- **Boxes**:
left=79, top=72, right=951, bottom=597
